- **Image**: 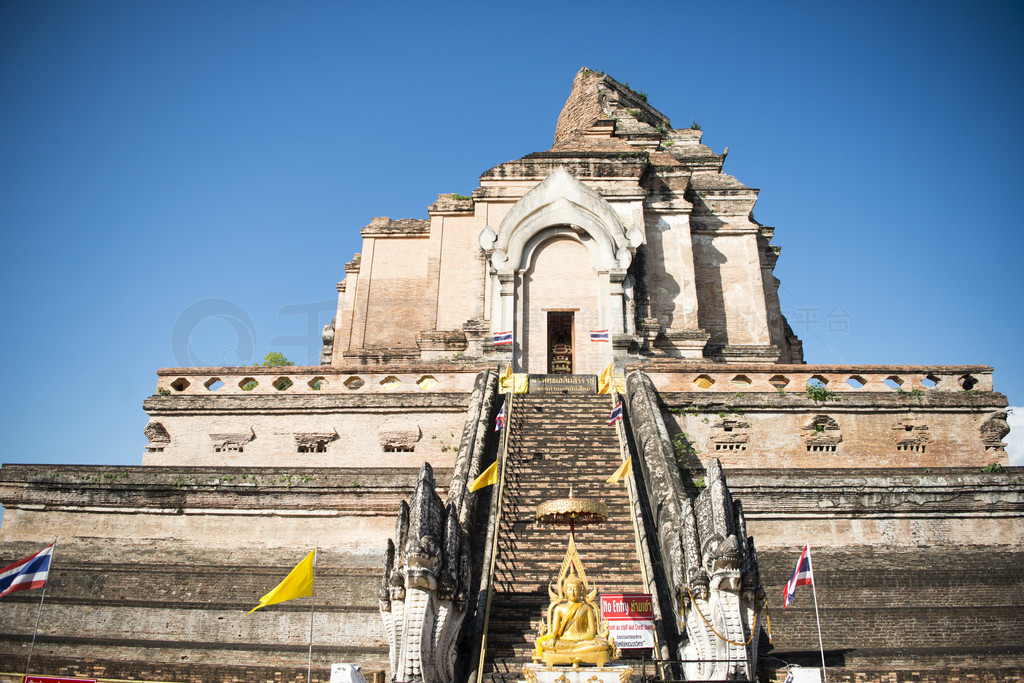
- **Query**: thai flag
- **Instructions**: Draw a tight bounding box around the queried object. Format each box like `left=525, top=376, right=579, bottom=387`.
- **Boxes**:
left=495, top=403, right=506, bottom=432
left=782, top=544, right=814, bottom=609
left=0, top=542, right=54, bottom=599
left=590, top=329, right=610, bottom=342
left=608, top=402, right=623, bottom=425
left=493, top=331, right=513, bottom=346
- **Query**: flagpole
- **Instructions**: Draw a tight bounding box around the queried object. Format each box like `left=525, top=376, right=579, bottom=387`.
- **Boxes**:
left=26, top=537, right=56, bottom=676
left=308, top=541, right=318, bottom=683
left=808, top=545, right=827, bottom=683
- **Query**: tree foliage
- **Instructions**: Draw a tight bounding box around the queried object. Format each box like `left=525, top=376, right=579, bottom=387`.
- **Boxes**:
left=241, top=352, right=295, bottom=390
left=260, top=351, right=294, bottom=367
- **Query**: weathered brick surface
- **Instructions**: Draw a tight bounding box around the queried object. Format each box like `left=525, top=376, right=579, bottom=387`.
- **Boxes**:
left=0, top=541, right=391, bottom=681
left=756, top=546, right=1024, bottom=674
left=0, top=654, right=386, bottom=683
left=554, top=68, right=605, bottom=145
left=656, top=388, right=1009, bottom=469
left=142, top=392, right=472, bottom=467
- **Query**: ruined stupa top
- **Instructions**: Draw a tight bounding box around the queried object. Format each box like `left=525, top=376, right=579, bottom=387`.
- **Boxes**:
left=554, top=67, right=672, bottom=146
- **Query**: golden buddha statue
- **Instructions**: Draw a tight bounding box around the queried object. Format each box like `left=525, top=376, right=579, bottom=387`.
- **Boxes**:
left=535, top=570, right=616, bottom=666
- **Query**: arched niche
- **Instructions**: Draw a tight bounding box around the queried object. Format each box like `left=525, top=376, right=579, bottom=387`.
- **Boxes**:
left=479, top=167, right=642, bottom=361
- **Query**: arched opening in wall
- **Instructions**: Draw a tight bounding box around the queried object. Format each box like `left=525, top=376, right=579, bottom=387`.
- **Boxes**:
left=520, top=232, right=601, bottom=375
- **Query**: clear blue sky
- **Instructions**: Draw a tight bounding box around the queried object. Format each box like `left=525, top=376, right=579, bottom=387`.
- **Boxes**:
left=1, top=0, right=1022, bottom=467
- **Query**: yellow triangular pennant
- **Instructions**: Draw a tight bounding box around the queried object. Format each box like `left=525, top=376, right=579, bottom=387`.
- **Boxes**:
left=598, top=362, right=614, bottom=394
left=249, top=549, right=315, bottom=614
left=469, top=460, right=499, bottom=492
left=606, top=457, right=632, bottom=484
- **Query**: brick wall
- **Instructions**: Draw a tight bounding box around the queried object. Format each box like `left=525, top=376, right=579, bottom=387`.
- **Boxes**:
left=756, top=546, right=1024, bottom=675
left=0, top=541, right=392, bottom=682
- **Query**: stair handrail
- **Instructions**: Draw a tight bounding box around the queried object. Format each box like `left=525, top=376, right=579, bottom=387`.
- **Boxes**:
left=474, top=388, right=514, bottom=683
left=610, top=387, right=671, bottom=682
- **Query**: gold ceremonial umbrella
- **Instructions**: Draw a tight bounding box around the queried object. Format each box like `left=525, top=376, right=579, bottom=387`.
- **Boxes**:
left=535, top=486, right=608, bottom=539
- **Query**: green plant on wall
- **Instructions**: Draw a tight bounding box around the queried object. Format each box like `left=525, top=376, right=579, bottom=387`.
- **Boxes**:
left=805, top=381, right=840, bottom=403
left=671, top=432, right=706, bottom=488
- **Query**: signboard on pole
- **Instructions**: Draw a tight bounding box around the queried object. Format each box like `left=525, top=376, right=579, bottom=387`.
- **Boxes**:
left=25, top=677, right=98, bottom=683
left=600, top=593, right=654, bottom=649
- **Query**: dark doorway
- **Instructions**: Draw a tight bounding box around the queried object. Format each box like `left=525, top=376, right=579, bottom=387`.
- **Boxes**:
left=547, top=312, right=574, bottom=374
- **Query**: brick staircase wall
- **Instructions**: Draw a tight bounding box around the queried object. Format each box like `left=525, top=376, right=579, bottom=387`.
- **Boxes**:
left=481, top=393, right=647, bottom=680
left=758, top=545, right=1024, bottom=678
left=0, top=541, right=389, bottom=682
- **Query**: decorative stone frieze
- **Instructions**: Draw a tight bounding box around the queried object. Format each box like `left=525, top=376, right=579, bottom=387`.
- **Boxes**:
left=143, top=421, right=171, bottom=453
left=981, top=411, right=1010, bottom=451
left=803, top=415, right=842, bottom=453
left=209, top=429, right=254, bottom=453
left=893, top=420, right=933, bottom=454
left=294, top=431, right=337, bottom=453
left=710, top=418, right=750, bottom=452
left=378, top=424, right=421, bottom=453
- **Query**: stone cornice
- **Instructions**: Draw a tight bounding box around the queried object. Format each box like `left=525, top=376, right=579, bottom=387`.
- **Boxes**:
left=722, top=467, right=1024, bottom=518
left=0, top=465, right=454, bottom=515
left=657, top=390, right=1007, bottom=411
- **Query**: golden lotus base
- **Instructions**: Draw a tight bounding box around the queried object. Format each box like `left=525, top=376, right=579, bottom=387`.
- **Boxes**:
left=521, top=663, right=632, bottom=683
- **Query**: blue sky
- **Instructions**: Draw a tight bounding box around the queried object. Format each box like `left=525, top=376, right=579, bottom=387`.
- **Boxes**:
left=1, top=0, right=1022, bottom=467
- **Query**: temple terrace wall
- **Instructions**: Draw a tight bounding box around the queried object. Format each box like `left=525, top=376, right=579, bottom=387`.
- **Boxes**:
left=143, top=364, right=487, bottom=466
left=633, top=363, right=1009, bottom=468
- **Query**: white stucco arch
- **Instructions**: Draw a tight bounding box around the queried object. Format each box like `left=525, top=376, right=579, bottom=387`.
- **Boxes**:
left=478, top=167, right=643, bottom=360
left=479, top=166, right=642, bottom=276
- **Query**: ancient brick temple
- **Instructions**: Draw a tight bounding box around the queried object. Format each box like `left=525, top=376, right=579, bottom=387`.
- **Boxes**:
left=1, top=69, right=1020, bottom=683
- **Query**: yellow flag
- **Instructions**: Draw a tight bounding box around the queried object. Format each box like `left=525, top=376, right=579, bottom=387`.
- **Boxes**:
left=606, top=457, right=632, bottom=484
left=249, top=550, right=315, bottom=614
left=598, top=362, right=614, bottom=394
left=512, top=373, right=529, bottom=394
left=499, top=363, right=513, bottom=392
left=469, top=460, right=499, bottom=492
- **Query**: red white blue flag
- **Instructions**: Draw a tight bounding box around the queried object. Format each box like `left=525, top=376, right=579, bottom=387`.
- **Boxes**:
left=590, top=329, right=610, bottom=342
left=493, top=331, right=513, bottom=346
left=782, top=544, right=813, bottom=609
left=0, top=542, right=54, bottom=599
left=495, top=403, right=506, bottom=432
left=608, top=402, right=623, bottom=425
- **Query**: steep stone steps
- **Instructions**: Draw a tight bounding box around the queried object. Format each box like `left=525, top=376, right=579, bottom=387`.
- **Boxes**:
left=482, top=393, right=645, bottom=680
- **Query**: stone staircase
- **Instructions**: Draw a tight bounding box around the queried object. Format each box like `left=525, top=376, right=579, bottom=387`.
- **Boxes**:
left=482, top=393, right=647, bottom=681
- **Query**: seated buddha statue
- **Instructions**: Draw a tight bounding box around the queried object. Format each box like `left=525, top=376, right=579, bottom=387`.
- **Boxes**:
left=535, top=575, right=615, bottom=666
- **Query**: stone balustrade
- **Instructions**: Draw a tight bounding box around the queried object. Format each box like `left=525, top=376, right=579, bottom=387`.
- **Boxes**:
left=632, top=363, right=995, bottom=393
left=155, top=364, right=490, bottom=396
left=156, top=363, right=997, bottom=396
